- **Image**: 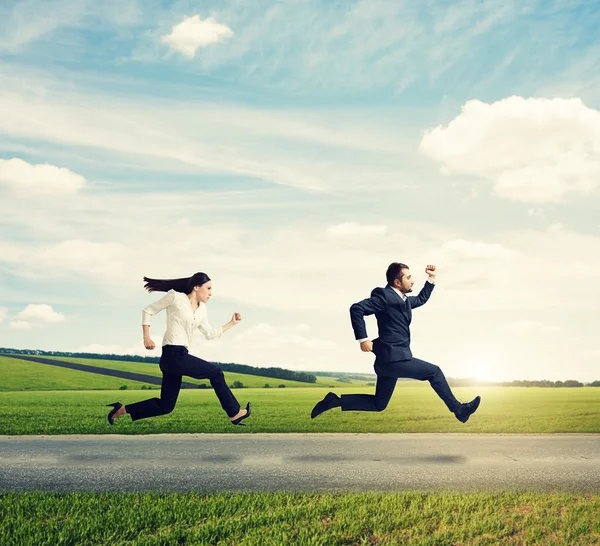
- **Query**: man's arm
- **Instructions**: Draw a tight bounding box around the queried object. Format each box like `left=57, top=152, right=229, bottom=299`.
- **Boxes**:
left=349, top=287, right=387, bottom=342
left=407, top=264, right=437, bottom=309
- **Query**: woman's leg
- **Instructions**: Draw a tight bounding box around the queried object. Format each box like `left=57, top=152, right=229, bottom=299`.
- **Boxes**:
left=178, top=353, right=241, bottom=418
left=125, top=372, right=183, bottom=421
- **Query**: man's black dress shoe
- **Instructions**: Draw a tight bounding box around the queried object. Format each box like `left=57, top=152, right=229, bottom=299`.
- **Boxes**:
left=311, top=392, right=340, bottom=419
left=455, top=395, right=481, bottom=423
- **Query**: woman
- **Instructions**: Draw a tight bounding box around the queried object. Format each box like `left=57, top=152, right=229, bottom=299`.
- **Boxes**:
left=106, top=272, right=251, bottom=426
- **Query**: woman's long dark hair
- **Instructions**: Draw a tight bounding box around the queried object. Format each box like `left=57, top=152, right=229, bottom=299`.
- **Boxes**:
left=143, top=272, right=211, bottom=294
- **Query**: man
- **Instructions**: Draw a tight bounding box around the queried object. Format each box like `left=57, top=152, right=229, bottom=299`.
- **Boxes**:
left=311, top=263, right=481, bottom=422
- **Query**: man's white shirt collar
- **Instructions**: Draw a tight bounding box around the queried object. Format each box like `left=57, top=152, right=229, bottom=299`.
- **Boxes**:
left=391, top=286, right=407, bottom=301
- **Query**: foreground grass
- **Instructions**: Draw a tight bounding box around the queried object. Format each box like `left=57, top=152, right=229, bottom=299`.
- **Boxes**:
left=1, top=491, right=598, bottom=545
left=1, top=386, right=598, bottom=435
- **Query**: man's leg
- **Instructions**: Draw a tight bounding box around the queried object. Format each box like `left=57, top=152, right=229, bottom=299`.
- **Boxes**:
left=387, top=358, right=462, bottom=413
left=339, top=375, right=397, bottom=412
left=311, top=364, right=398, bottom=418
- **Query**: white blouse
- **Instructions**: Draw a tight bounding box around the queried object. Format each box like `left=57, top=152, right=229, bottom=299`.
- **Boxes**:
left=142, top=289, right=222, bottom=349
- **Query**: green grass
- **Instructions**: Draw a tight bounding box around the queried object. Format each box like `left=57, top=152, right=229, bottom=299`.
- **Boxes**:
left=0, top=356, right=155, bottom=391
left=1, top=491, right=598, bottom=545
left=15, top=355, right=367, bottom=388
left=1, top=386, right=598, bottom=435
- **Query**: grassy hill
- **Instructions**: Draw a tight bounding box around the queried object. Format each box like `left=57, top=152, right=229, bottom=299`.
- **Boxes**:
left=0, top=355, right=373, bottom=391
left=0, top=356, right=155, bottom=391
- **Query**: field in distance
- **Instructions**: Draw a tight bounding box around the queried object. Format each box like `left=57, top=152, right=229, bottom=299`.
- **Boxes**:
left=0, top=355, right=374, bottom=391
left=1, top=355, right=598, bottom=434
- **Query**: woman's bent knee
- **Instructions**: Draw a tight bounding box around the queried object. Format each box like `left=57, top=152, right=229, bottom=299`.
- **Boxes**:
left=159, top=399, right=177, bottom=414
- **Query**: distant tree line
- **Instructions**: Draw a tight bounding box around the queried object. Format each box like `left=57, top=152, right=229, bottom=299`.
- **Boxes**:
left=2, top=348, right=597, bottom=386
left=0, top=347, right=317, bottom=384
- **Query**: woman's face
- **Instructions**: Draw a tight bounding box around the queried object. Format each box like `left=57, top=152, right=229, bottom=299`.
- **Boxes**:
left=195, top=282, right=212, bottom=303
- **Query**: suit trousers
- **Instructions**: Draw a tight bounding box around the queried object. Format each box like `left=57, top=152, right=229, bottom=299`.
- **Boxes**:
left=126, top=345, right=241, bottom=421
left=340, top=357, right=462, bottom=413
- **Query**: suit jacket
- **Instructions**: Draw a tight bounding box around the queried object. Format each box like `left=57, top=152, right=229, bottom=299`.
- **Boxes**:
left=349, top=281, right=435, bottom=363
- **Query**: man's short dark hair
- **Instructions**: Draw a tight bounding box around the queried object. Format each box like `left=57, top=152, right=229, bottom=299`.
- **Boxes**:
left=386, top=262, right=409, bottom=286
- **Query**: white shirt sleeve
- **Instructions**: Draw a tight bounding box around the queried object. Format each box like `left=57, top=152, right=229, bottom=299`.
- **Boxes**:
left=427, top=278, right=436, bottom=285
left=197, top=308, right=223, bottom=340
left=142, top=290, right=176, bottom=325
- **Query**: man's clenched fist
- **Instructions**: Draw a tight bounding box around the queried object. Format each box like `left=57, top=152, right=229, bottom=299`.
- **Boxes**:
left=360, top=340, right=373, bottom=352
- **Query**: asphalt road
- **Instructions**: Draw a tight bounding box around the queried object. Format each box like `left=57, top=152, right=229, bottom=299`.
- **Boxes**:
left=1, top=433, right=598, bottom=493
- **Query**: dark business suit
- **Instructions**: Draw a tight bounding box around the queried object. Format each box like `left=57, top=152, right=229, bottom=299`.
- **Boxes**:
left=342, top=280, right=461, bottom=413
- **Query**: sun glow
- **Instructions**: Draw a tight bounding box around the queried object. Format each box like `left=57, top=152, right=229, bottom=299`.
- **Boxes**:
left=464, top=354, right=503, bottom=383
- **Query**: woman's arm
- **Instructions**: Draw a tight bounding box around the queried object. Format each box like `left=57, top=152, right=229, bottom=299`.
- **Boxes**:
left=142, top=290, right=175, bottom=349
left=198, top=311, right=242, bottom=339
left=142, top=324, right=155, bottom=350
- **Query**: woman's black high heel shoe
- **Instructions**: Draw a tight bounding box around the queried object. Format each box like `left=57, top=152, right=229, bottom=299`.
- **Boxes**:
left=106, top=402, right=123, bottom=425
left=231, top=402, right=251, bottom=426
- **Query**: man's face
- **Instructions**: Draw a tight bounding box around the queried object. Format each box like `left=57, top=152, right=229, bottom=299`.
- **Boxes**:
left=395, top=268, right=414, bottom=294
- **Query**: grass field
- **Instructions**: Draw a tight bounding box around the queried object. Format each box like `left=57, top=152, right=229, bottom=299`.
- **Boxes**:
left=1, top=385, right=598, bottom=435
left=1, top=355, right=371, bottom=389
left=1, top=491, right=598, bottom=545
left=2, top=357, right=598, bottom=543
left=0, top=356, right=157, bottom=391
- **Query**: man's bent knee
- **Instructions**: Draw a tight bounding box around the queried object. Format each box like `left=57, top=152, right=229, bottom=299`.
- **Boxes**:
left=210, top=368, right=225, bottom=382
left=374, top=398, right=389, bottom=411
left=430, top=365, right=442, bottom=378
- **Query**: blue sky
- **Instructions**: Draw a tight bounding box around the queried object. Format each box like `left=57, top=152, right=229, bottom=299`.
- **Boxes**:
left=1, top=0, right=600, bottom=382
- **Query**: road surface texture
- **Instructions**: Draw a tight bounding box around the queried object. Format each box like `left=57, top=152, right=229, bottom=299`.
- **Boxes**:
left=1, top=433, right=598, bottom=492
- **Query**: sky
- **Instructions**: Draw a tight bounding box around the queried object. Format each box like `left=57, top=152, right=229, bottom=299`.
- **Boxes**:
left=1, top=0, right=599, bottom=383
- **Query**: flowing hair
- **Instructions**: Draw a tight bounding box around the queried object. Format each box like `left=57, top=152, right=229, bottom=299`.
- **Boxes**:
left=143, top=272, right=211, bottom=294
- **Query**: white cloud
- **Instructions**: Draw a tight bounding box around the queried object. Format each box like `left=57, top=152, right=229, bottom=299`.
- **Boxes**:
left=438, top=239, right=514, bottom=261
left=0, top=158, right=86, bottom=196
left=428, top=225, right=600, bottom=313
left=231, top=323, right=337, bottom=350
left=326, top=222, right=388, bottom=237
left=161, top=15, right=233, bottom=57
left=37, top=239, right=129, bottom=279
left=0, top=70, right=414, bottom=193
left=0, top=307, right=8, bottom=323
left=194, top=321, right=340, bottom=371
left=17, top=304, right=66, bottom=325
left=419, top=96, right=600, bottom=203
left=8, top=303, right=66, bottom=331
left=9, top=321, right=31, bottom=330
left=527, top=207, right=545, bottom=218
